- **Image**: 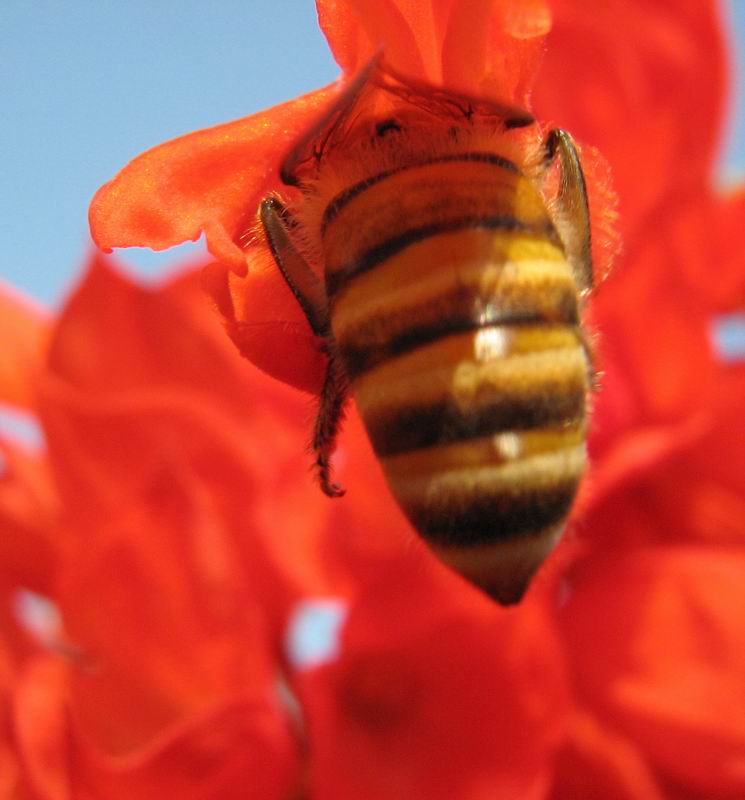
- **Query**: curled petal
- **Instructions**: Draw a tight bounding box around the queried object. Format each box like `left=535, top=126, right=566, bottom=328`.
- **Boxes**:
left=89, top=88, right=336, bottom=267
left=202, top=253, right=326, bottom=394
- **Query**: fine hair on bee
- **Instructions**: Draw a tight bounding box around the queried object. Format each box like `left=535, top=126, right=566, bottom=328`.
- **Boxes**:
left=250, top=57, right=595, bottom=605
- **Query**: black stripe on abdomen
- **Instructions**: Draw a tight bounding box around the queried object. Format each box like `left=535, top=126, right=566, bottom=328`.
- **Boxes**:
left=364, top=377, right=586, bottom=457
left=403, top=477, right=580, bottom=546
left=319, top=159, right=589, bottom=565
left=326, top=215, right=559, bottom=297
left=321, top=151, right=520, bottom=232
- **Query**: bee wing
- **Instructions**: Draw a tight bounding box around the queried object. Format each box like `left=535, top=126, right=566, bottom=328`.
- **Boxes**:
left=260, top=198, right=329, bottom=336
left=280, top=53, right=382, bottom=186
left=379, top=63, right=535, bottom=129
left=545, top=129, right=593, bottom=292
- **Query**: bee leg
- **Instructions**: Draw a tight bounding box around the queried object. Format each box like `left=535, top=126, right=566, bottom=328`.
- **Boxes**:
left=260, top=197, right=347, bottom=497
left=544, top=129, right=593, bottom=292
left=260, top=198, right=330, bottom=335
left=313, top=340, right=349, bottom=498
left=280, top=52, right=381, bottom=186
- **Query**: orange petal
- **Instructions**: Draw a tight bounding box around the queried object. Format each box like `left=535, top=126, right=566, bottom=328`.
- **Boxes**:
left=0, top=282, right=50, bottom=411
left=318, top=0, right=442, bottom=80
left=319, top=0, right=428, bottom=78
left=89, top=87, right=336, bottom=266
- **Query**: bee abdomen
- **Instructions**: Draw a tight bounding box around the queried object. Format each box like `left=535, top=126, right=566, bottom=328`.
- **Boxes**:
left=356, top=322, right=589, bottom=604
left=321, top=155, right=590, bottom=602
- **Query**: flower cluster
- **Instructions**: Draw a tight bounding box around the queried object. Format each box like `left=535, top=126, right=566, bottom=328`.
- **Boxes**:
left=2, top=1, right=744, bottom=798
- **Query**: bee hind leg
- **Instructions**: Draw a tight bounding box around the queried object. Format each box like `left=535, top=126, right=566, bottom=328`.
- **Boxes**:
left=259, top=196, right=348, bottom=498
left=543, top=128, right=593, bottom=292
left=313, top=341, right=349, bottom=498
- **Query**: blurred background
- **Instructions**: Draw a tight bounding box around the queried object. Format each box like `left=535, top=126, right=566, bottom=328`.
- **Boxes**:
left=2, top=0, right=745, bottom=307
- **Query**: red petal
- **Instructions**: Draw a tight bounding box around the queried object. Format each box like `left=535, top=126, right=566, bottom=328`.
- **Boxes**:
left=55, top=491, right=268, bottom=752
left=297, top=563, right=568, bottom=799
left=318, top=0, right=550, bottom=105
left=551, top=711, right=665, bottom=800
left=0, top=637, right=27, bottom=799
left=13, top=656, right=70, bottom=800
left=441, top=0, right=550, bottom=106
left=319, top=0, right=429, bottom=79
left=562, top=546, right=745, bottom=797
left=590, top=213, right=719, bottom=425
left=68, top=698, right=300, bottom=800
left=46, top=253, right=302, bottom=415
left=202, top=253, right=326, bottom=395
left=674, top=189, right=745, bottom=313
left=0, top=282, right=50, bottom=411
left=534, top=0, right=728, bottom=246
left=14, top=657, right=300, bottom=800
left=37, top=252, right=331, bottom=620
left=0, top=439, right=59, bottom=598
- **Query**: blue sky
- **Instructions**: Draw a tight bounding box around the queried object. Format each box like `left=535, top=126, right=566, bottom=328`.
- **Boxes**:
left=2, top=1, right=745, bottom=306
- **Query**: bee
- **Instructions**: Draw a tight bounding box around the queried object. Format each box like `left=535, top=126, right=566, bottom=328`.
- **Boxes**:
left=256, top=59, right=594, bottom=604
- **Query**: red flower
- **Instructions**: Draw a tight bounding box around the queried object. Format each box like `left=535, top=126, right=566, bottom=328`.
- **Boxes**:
left=1, top=260, right=306, bottom=799
left=0, top=254, right=569, bottom=798
left=0, top=0, right=738, bottom=798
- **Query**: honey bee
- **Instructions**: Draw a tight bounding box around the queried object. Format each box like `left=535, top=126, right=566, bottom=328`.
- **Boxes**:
left=257, top=59, right=594, bottom=604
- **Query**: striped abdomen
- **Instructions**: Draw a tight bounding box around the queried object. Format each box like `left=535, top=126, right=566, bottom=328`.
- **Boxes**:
left=322, top=154, right=590, bottom=603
